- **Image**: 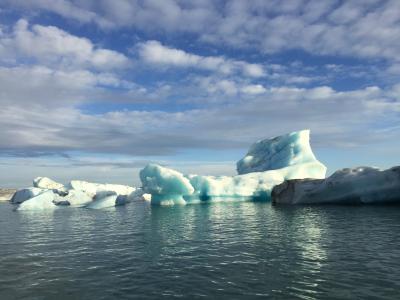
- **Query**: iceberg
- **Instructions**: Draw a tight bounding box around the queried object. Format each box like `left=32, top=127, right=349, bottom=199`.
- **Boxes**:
left=12, top=177, right=137, bottom=210
left=272, top=166, right=400, bottom=205
left=140, top=164, right=194, bottom=205
left=140, top=130, right=327, bottom=205
left=17, top=190, right=57, bottom=210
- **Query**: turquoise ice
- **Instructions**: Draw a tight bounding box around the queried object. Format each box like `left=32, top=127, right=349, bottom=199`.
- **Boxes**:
left=140, top=129, right=327, bottom=205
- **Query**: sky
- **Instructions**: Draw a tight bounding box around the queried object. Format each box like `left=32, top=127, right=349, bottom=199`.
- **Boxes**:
left=0, top=0, right=399, bottom=188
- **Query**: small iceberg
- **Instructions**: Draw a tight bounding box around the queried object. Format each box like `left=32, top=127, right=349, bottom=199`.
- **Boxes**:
left=12, top=177, right=140, bottom=210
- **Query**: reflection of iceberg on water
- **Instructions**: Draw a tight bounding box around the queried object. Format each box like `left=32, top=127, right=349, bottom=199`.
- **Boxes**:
left=140, top=130, right=327, bottom=205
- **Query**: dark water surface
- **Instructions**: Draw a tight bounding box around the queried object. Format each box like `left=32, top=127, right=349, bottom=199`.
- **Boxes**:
left=0, top=200, right=399, bottom=299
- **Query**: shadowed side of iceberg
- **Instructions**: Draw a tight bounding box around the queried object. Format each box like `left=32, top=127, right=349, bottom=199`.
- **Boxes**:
left=272, top=166, right=400, bottom=205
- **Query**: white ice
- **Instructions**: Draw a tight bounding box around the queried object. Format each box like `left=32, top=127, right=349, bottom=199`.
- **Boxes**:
left=68, top=180, right=136, bottom=198
left=33, top=177, right=68, bottom=194
left=14, top=178, right=137, bottom=210
left=54, top=189, right=94, bottom=207
left=86, top=192, right=119, bottom=209
left=17, top=190, right=57, bottom=210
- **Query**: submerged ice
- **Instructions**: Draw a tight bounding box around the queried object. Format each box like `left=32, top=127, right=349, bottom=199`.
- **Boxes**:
left=140, top=130, right=327, bottom=205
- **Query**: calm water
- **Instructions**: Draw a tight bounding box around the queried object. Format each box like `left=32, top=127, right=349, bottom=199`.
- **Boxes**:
left=0, top=200, right=399, bottom=299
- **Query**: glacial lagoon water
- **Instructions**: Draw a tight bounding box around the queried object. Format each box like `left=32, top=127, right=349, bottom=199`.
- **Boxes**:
left=1, top=200, right=400, bottom=299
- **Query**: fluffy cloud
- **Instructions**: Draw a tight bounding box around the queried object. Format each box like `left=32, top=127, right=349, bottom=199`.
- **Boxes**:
left=0, top=65, right=169, bottom=108
left=5, top=0, right=400, bottom=61
left=0, top=19, right=130, bottom=69
left=138, top=40, right=265, bottom=77
left=1, top=84, right=399, bottom=158
left=195, top=76, right=266, bottom=97
left=241, top=84, right=266, bottom=95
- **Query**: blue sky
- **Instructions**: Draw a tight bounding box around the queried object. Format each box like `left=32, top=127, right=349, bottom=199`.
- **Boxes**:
left=0, top=0, right=399, bottom=187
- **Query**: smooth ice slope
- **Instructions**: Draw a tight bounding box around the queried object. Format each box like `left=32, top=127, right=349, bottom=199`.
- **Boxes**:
left=17, top=190, right=57, bottom=210
left=140, top=130, right=327, bottom=205
left=237, top=130, right=323, bottom=174
left=272, top=166, right=400, bottom=204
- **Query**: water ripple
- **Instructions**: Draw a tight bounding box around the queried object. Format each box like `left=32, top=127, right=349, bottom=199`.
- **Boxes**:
left=0, top=201, right=399, bottom=299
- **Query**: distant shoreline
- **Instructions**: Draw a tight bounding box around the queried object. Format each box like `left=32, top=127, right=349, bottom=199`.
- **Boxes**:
left=0, top=189, right=16, bottom=201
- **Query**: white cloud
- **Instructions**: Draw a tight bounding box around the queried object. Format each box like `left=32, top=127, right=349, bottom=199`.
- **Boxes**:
left=241, top=84, right=266, bottom=95
left=7, top=0, right=400, bottom=62
left=0, top=19, right=130, bottom=69
left=0, top=65, right=160, bottom=107
left=138, top=40, right=265, bottom=77
left=1, top=83, right=399, bottom=159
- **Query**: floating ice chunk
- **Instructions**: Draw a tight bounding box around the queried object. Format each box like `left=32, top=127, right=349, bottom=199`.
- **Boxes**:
left=33, top=177, right=67, bottom=195
left=237, top=130, right=323, bottom=174
left=140, top=164, right=194, bottom=205
left=69, top=180, right=135, bottom=198
left=11, top=187, right=45, bottom=204
left=17, top=190, right=57, bottom=210
left=272, top=166, right=400, bottom=205
left=86, top=192, right=118, bottom=209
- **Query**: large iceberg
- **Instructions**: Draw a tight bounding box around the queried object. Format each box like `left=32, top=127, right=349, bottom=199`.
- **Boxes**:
left=140, top=130, right=327, bottom=205
left=272, top=166, right=400, bottom=205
